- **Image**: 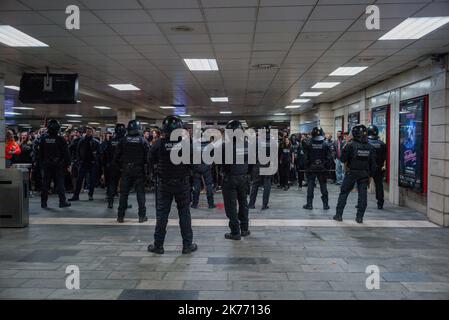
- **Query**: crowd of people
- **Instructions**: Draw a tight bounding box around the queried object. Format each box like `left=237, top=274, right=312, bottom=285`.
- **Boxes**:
left=4, top=117, right=386, bottom=253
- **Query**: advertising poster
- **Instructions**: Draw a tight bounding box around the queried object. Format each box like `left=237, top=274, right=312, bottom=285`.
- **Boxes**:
left=399, top=96, right=426, bottom=193
left=334, top=116, right=344, bottom=137
left=299, top=121, right=318, bottom=134
left=348, top=112, right=360, bottom=133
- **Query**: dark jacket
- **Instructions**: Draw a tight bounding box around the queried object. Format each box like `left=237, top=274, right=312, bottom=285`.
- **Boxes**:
left=38, top=134, right=71, bottom=167
left=76, top=136, right=100, bottom=165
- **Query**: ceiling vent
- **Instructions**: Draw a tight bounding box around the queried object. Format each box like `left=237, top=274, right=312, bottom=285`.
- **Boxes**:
left=171, top=25, right=194, bottom=32
left=251, top=63, right=278, bottom=70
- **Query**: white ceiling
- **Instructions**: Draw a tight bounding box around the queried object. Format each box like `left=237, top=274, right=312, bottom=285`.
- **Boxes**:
left=1, top=0, right=449, bottom=125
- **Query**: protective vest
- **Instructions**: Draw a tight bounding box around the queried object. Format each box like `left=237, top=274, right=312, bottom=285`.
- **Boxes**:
left=305, top=138, right=329, bottom=171
left=39, top=134, right=69, bottom=167
left=368, top=138, right=387, bottom=168
left=154, top=138, right=190, bottom=178
left=121, top=135, right=146, bottom=167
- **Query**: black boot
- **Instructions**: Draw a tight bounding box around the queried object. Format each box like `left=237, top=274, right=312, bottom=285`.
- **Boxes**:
left=377, top=201, right=384, bottom=210
left=208, top=203, right=216, bottom=209
left=108, top=200, right=113, bottom=209
left=225, top=233, right=241, bottom=240
left=356, top=216, right=364, bottom=224
left=139, top=216, right=148, bottom=223
left=59, top=202, right=71, bottom=208
left=41, top=202, right=47, bottom=209
left=303, top=204, right=313, bottom=210
left=68, top=196, right=79, bottom=201
left=191, top=204, right=198, bottom=209
left=117, top=215, right=124, bottom=223
left=148, top=244, right=164, bottom=254
left=241, top=230, right=251, bottom=237
left=182, top=243, right=198, bottom=254
left=333, top=214, right=343, bottom=222
left=323, top=203, right=330, bottom=210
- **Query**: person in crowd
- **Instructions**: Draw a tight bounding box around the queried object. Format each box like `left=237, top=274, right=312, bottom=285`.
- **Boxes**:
left=278, top=136, right=293, bottom=191
left=334, top=125, right=377, bottom=224
left=5, top=129, right=21, bottom=168
left=296, top=133, right=306, bottom=189
left=69, top=126, right=100, bottom=201
left=333, top=130, right=346, bottom=186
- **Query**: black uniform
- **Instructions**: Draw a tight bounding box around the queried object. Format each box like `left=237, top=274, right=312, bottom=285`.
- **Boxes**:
left=71, top=136, right=100, bottom=199
left=249, top=137, right=272, bottom=209
left=150, top=137, right=193, bottom=247
left=278, top=142, right=292, bottom=189
left=221, top=137, right=251, bottom=237
left=114, top=134, right=149, bottom=220
left=368, top=137, right=387, bottom=209
left=38, top=133, right=71, bottom=207
left=101, top=136, right=122, bottom=207
left=191, top=164, right=215, bottom=208
left=303, top=136, right=331, bottom=209
left=335, top=135, right=376, bottom=222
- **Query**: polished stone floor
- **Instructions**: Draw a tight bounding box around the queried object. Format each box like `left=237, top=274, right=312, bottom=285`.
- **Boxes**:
left=1, top=184, right=448, bottom=300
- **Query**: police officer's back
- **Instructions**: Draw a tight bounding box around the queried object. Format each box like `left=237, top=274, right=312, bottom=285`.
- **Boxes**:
left=302, top=127, right=331, bottom=210
left=38, top=119, right=71, bottom=209
left=114, top=120, right=149, bottom=223
left=147, top=115, right=197, bottom=255
left=221, top=120, right=252, bottom=240
left=334, top=124, right=376, bottom=223
left=367, top=125, right=387, bottom=209
left=102, top=123, right=126, bottom=209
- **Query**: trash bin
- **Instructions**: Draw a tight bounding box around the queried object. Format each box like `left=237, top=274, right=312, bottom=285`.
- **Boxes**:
left=0, top=168, right=29, bottom=228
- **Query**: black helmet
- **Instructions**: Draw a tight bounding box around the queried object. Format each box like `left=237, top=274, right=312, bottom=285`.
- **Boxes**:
left=47, top=119, right=61, bottom=135
left=367, top=125, right=379, bottom=139
left=352, top=124, right=368, bottom=141
left=311, top=127, right=325, bottom=141
left=225, top=120, right=243, bottom=131
left=127, top=120, right=141, bottom=135
left=115, top=123, right=126, bottom=138
left=162, top=115, right=183, bottom=135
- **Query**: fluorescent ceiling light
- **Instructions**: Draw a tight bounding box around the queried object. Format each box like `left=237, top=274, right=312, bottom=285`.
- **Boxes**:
left=301, top=92, right=322, bottom=97
left=274, top=113, right=286, bottom=116
left=211, top=97, right=228, bottom=102
left=184, top=59, right=219, bottom=71
left=77, top=100, right=82, bottom=103
left=160, top=106, right=175, bottom=109
left=66, top=114, right=82, bottom=117
left=292, top=99, right=310, bottom=103
left=140, top=122, right=148, bottom=125
left=88, top=122, right=100, bottom=125
left=13, top=106, right=34, bottom=110
left=108, top=84, right=140, bottom=91
left=180, top=114, right=191, bottom=117
left=106, top=124, right=115, bottom=126
left=312, top=82, right=340, bottom=89
left=379, top=17, right=449, bottom=40
left=67, top=120, right=81, bottom=123
left=220, top=111, right=232, bottom=114
left=285, top=105, right=301, bottom=109
left=0, top=25, right=48, bottom=47
left=329, top=67, right=368, bottom=76
left=94, top=106, right=111, bottom=110
left=18, top=124, right=31, bottom=126
left=274, top=120, right=285, bottom=123
left=5, top=111, right=22, bottom=115
left=5, top=85, right=20, bottom=91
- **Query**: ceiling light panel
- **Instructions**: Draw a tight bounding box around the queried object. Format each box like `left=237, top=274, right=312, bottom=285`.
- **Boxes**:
left=94, top=106, right=111, bottom=110
left=379, top=17, right=449, bottom=40
left=300, top=92, right=323, bottom=97
left=292, top=99, right=310, bottom=103
left=0, top=25, right=48, bottom=47
left=184, top=59, right=219, bottom=71
left=5, top=85, right=20, bottom=91
left=108, top=84, right=141, bottom=91
left=285, top=105, right=301, bottom=109
left=329, top=67, right=368, bottom=76
left=312, top=82, right=341, bottom=89
left=211, top=97, right=228, bottom=102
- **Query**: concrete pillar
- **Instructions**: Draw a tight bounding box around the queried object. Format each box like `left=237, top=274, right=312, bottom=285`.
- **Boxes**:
left=0, top=63, right=5, bottom=169
left=388, top=89, right=401, bottom=207
left=116, top=109, right=135, bottom=125
left=290, top=115, right=301, bottom=133
left=427, top=55, right=449, bottom=226
left=317, top=103, right=334, bottom=138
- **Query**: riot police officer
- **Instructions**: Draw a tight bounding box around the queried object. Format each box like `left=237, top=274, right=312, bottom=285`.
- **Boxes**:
left=101, top=124, right=126, bottom=209
left=303, top=127, right=331, bottom=210
left=221, top=120, right=252, bottom=240
left=249, top=128, right=272, bottom=210
left=38, top=119, right=71, bottom=209
left=147, top=115, right=197, bottom=254
left=367, top=125, right=387, bottom=209
left=334, top=124, right=376, bottom=223
left=114, top=120, right=149, bottom=223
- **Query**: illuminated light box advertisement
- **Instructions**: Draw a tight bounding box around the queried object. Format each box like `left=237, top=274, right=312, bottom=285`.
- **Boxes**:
left=299, top=121, right=318, bottom=134
left=372, top=105, right=390, bottom=183
left=348, top=112, right=360, bottom=133
left=398, top=96, right=427, bottom=193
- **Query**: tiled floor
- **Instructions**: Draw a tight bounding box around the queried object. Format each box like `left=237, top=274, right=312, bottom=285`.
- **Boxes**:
left=1, top=184, right=448, bottom=300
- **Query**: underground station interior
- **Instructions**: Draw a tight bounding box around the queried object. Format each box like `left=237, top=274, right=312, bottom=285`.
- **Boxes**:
left=1, top=0, right=449, bottom=305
